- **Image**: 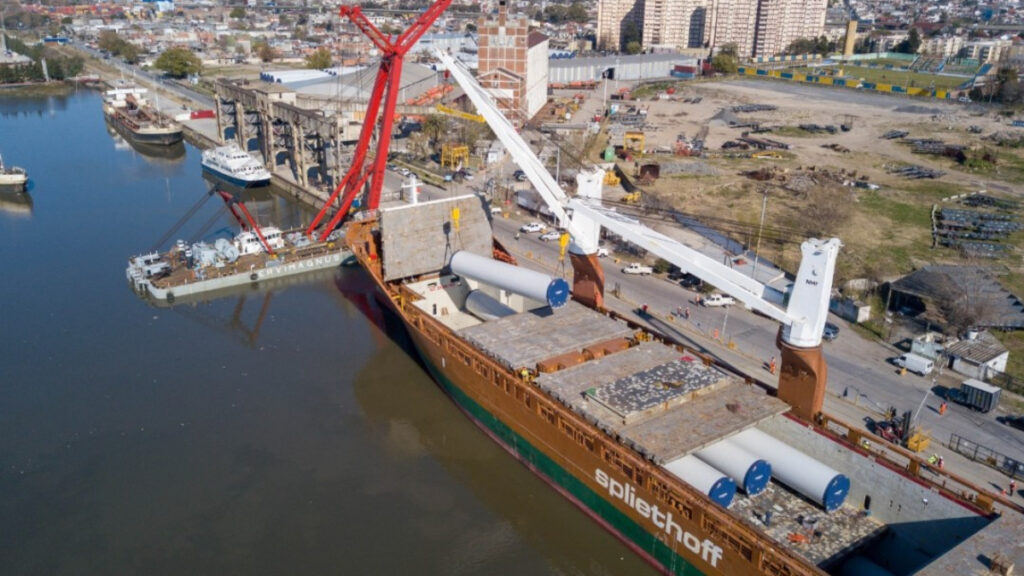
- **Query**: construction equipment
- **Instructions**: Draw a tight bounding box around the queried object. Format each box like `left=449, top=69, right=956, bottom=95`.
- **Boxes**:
left=305, top=0, right=453, bottom=241
left=435, top=103, right=485, bottom=124
left=602, top=170, right=620, bottom=186
left=440, top=143, right=469, bottom=169
left=622, top=191, right=641, bottom=203
left=624, top=131, right=645, bottom=153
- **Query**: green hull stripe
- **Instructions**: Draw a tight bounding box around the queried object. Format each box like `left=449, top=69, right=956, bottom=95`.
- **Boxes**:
left=418, top=352, right=706, bottom=576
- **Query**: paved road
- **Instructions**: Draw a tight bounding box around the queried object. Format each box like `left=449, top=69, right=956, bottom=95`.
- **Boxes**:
left=491, top=212, right=1024, bottom=487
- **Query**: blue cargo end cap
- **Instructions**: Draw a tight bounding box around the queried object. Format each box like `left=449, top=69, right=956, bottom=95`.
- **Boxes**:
left=822, top=474, right=851, bottom=512
left=709, top=477, right=737, bottom=509
left=547, top=278, right=570, bottom=308
left=743, top=459, right=772, bottom=496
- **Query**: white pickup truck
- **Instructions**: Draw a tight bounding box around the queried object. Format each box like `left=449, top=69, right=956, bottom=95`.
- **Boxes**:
left=622, top=263, right=654, bottom=275
left=701, top=293, right=736, bottom=307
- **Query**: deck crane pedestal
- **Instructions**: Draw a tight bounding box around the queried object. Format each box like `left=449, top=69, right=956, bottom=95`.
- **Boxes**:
left=435, top=48, right=841, bottom=421
left=305, top=0, right=453, bottom=241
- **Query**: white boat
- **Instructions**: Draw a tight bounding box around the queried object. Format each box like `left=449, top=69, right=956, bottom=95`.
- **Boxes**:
left=0, top=153, right=28, bottom=192
left=201, top=143, right=272, bottom=188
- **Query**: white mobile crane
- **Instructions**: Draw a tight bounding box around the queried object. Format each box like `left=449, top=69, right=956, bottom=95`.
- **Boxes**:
left=435, top=49, right=841, bottom=420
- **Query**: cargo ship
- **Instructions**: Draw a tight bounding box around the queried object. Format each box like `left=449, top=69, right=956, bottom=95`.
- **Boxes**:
left=127, top=225, right=350, bottom=304
left=201, top=143, right=272, bottom=188
left=0, top=153, right=28, bottom=192
left=102, top=87, right=184, bottom=146
left=342, top=194, right=1024, bottom=576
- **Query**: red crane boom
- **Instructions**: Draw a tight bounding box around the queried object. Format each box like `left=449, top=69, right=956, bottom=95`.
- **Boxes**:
left=306, top=1, right=453, bottom=241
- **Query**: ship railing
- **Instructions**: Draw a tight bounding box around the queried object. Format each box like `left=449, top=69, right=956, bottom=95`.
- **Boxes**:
left=814, top=412, right=1024, bottom=516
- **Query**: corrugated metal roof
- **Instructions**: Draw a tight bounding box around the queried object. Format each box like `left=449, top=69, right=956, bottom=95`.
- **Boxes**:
left=945, top=331, right=1008, bottom=364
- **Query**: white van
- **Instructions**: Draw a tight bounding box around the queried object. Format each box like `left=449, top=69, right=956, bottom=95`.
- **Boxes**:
left=895, top=353, right=934, bottom=376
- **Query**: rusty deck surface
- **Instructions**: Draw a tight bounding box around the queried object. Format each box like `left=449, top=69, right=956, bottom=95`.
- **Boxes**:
left=731, top=483, right=886, bottom=568
left=458, top=300, right=634, bottom=370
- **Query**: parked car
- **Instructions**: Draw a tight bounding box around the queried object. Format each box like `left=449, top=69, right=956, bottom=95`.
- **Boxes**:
left=701, top=293, right=735, bottom=307
left=597, top=247, right=610, bottom=258
left=622, top=263, right=654, bottom=275
left=519, top=222, right=546, bottom=233
left=539, top=230, right=562, bottom=242
left=489, top=205, right=503, bottom=215
left=679, top=273, right=702, bottom=289
left=999, top=415, right=1024, bottom=431
left=822, top=322, right=840, bottom=341
left=514, top=169, right=527, bottom=181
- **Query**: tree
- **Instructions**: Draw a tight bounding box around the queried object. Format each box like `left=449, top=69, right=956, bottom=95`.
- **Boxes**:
left=567, top=2, right=588, bottom=23
left=97, top=30, right=122, bottom=54
left=625, top=41, right=642, bottom=55
left=711, top=45, right=739, bottom=74
left=229, top=6, right=247, bottom=19
left=120, top=42, right=141, bottom=64
left=255, top=42, right=279, bottom=63
left=896, top=28, right=921, bottom=54
left=154, top=47, right=202, bottom=78
left=422, top=114, right=445, bottom=148
left=620, top=20, right=640, bottom=52
left=305, top=47, right=332, bottom=69
left=997, top=67, right=1021, bottom=104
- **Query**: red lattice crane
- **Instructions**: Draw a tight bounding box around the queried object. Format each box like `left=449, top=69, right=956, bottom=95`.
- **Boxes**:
left=306, top=1, right=453, bottom=241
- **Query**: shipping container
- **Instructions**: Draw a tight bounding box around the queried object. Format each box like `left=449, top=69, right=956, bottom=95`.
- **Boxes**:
left=954, top=379, right=1000, bottom=413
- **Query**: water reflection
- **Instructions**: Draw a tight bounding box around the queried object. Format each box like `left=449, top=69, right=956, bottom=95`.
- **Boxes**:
left=0, top=189, right=33, bottom=218
left=0, top=92, right=72, bottom=118
left=104, top=120, right=187, bottom=163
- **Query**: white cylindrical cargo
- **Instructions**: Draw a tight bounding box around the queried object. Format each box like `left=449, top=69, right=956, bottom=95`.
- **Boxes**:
left=663, top=455, right=736, bottom=508
left=730, top=428, right=850, bottom=512
left=695, top=439, right=772, bottom=496
left=464, top=290, right=516, bottom=322
left=451, top=250, right=569, bottom=308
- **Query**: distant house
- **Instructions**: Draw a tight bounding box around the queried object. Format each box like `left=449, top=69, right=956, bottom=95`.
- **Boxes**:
left=943, top=330, right=1009, bottom=381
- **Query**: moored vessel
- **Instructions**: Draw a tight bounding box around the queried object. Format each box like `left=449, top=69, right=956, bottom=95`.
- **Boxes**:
left=102, top=87, right=183, bottom=146
left=342, top=194, right=1024, bottom=576
left=0, top=153, right=28, bottom=192
left=127, top=225, right=350, bottom=304
left=201, top=143, right=272, bottom=188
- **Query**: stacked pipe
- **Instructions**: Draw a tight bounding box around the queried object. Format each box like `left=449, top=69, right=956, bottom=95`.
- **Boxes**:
left=731, top=428, right=850, bottom=512
left=664, top=455, right=736, bottom=508
left=694, top=439, right=771, bottom=496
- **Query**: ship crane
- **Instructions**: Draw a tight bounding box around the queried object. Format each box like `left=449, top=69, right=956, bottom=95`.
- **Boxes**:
left=435, top=49, right=840, bottom=420
left=305, top=0, right=454, bottom=242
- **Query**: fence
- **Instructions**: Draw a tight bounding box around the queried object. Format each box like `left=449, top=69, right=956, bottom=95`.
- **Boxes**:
left=949, top=433, right=1024, bottom=480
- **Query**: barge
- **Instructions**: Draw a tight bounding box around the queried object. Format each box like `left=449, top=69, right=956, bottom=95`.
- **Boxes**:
left=127, top=226, right=351, bottom=303
left=102, top=87, right=184, bottom=147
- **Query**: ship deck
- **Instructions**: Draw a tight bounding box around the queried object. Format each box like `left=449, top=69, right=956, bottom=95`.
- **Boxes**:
left=449, top=294, right=885, bottom=566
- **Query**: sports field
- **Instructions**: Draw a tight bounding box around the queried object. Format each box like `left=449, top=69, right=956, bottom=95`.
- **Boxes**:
left=791, top=65, right=969, bottom=91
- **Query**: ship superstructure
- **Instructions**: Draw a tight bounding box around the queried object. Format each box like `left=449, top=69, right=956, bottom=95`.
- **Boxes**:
left=201, top=143, right=272, bottom=188
left=0, top=153, right=28, bottom=192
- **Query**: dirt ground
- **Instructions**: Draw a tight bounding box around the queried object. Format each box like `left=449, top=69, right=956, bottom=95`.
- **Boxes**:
left=580, top=78, right=1024, bottom=285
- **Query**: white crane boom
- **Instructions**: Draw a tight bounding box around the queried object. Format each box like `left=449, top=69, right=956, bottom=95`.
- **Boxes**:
left=435, top=49, right=599, bottom=254
left=434, top=48, right=840, bottom=349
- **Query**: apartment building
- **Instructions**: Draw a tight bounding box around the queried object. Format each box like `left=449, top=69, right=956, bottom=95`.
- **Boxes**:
left=599, top=0, right=826, bottom=57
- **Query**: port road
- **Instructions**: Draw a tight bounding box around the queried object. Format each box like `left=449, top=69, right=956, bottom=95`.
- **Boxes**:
left=493, top=214, right=1024, bottom=493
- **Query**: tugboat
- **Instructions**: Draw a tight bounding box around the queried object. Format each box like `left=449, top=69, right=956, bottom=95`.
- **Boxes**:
left=201, top=143, right=272, bottom=188
left=0, top=153, right=28, bottom=192
left=102, top=87, right=183, bottom=146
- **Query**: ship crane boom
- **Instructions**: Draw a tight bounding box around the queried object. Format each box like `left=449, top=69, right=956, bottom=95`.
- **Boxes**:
left=434, top=48, right=841, bottom=418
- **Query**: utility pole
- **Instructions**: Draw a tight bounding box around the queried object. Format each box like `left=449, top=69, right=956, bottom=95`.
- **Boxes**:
left=752, top=188, right=768, bottom=281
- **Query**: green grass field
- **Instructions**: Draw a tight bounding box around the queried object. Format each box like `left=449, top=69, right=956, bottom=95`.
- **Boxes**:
left=791, top=65, right=969, bottom=91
